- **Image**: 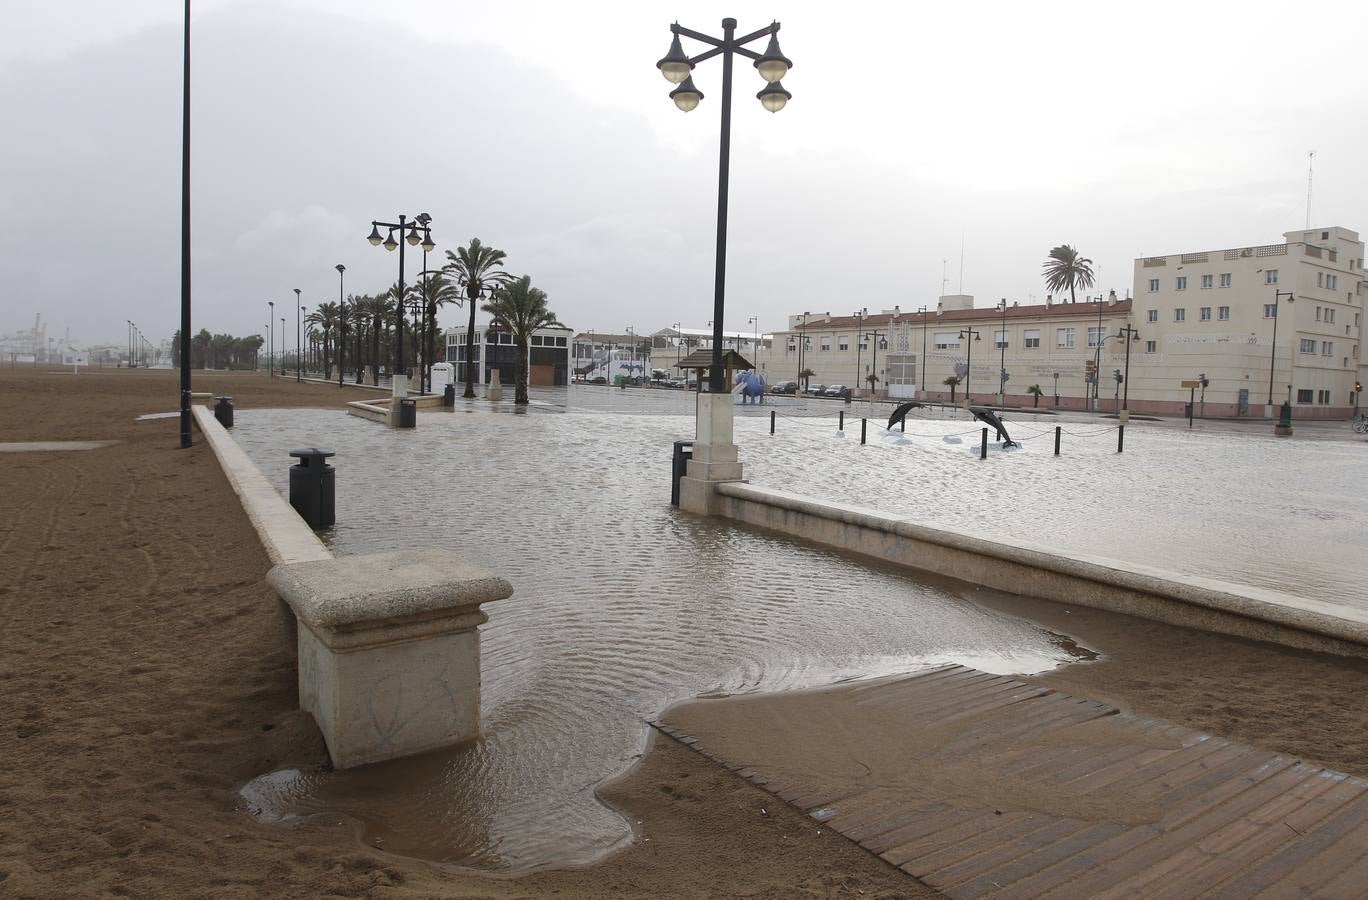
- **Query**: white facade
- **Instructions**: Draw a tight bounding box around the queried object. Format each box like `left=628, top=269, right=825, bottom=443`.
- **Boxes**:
left=445, top=322, right=573, bottom=387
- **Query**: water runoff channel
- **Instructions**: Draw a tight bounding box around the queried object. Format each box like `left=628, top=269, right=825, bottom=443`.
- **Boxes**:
left=231, top=390, right=1366, bottom=870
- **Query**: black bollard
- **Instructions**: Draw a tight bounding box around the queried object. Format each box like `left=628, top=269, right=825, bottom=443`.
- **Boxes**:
left=288, top=448, right=336, bottom=528
left=1117, top=424, right=1125, bottom=453
left=213, top=396, right=233, bottom=428
left=443, top=384, right=455, bottom=408
left=900, top=419, right=905, bottom=433
left=1054, top=425, right=1061, bottom=456
left=839, top=410, right=844, bottom=431
left=861, top=418, right=867, bottom=444
left=770, top=410, right=775, bottom=434
left=981, top=427, right=988, bottom=459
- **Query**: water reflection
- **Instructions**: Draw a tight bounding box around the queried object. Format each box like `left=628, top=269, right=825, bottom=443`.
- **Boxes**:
left=233, top=407, right=1087, bottom=869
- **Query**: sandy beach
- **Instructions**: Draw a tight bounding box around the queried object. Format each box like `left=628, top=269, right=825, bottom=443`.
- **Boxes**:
left=3, top=366, right=1367, bottom=897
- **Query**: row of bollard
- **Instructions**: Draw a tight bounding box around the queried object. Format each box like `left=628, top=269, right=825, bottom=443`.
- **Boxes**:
left=762, top=412, right=1124, bottom=456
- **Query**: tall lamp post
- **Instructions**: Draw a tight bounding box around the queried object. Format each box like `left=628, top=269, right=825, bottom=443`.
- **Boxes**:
left=335, top=264, right=346, bottom=388
left=958, top=326, right=982, bottom=403
left=795, top=311, right=810, bottom=392
left=366, top=213, right=435, bottom=394
left=996, top=298, right=1008, bottom=407
left=1090, top=289, right=1117, bottom=411
left=294, top=289, right=302, bottom=382
left=657, top=18, right=791, bottom=393
left=1116, top=323, right=1140, bottom=411
left=915, top=305, right=929, bottom=400
left=862, top=326, right=889, bottom=403
left=267, top=301, right=274, bottom=376
left=1267, top=289, right=1295, bottom=410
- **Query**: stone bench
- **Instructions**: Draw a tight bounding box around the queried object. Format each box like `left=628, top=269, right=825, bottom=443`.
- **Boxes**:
left=267, top=549, right=512, bottom=769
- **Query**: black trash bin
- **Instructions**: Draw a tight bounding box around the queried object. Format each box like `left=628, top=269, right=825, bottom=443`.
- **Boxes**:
left=443, top=384, right=456, bottom=407
left=213, top=396, right=234, bottom=428
left=1184, top=402, right=1193, bottom=419
left=288, top=448, right=335, bottom=528
left=670, top=440, right=694, bottom=507
left=398, top=397, right=417, bottom=428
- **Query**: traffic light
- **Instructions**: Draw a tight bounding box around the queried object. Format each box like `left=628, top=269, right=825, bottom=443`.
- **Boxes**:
left=1113, top=369, right=1123, bottom=383
left=1199, top=373, right=1210, bottom=388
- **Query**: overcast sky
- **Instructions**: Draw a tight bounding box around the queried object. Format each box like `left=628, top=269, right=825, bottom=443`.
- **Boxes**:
left=4, top=0, right=1366, bottom=348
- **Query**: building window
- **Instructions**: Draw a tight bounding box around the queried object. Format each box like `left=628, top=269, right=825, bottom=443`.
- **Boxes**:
left=1316, top=307, right=1322, bottom=321
left=1199, top=307, right=1212, bottom=321
left=1174, top=308, right=1186, bottom=322
left=837, top=335, right=849, bottom=351
left=1318, top=389, right=1331, bottom=404
left=819, top=336, right=831, bottom=352
left=1056, top=327, right=1075, bottom=349
left=1175, top=276, right=1187, bottom=290
left=1264, top=303, right=1277, bottom=318
left=555, top=336, right=567, bottom=347
left=1299, top=338, right=1316, bottom=353
left=1322, top=341, right=1334, bottom=356
left=1201, top=274, right=1213, bottom=289
left=1087, top=326, right=1103, bottom=349
left=1023, top=329, right=1041, bottom=349
left=1328, top=274, right=1338, bottom=289
left=994, top=330, right=1008, bottom=350
left=1219, top=273, right=1232, bottom=288
left=1148, top=278, right=1159, bottom=293
left=1218, top=306, right=1230, bottom=320
left=1147, top=309, right=1158, bottom=323
left=1145, top=340, right=1156, bottom=353
left=1265, top=269, right=1279, bottom=284
left=933, top=331, right=959, bottom=350
left=1326, top=308, right=1335, bottom=324
left=530, top=335, right=544, bottom=346
left=1296, top=389, right=1313, bottom=403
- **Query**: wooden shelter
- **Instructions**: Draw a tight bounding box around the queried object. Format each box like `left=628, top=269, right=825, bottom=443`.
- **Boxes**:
left=675, top=349, right=754, bottom=387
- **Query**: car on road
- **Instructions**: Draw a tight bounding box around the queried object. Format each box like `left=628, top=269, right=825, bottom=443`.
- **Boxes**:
left=804, top=384, right=828, bottom=396
left=769, top=380, right=798, bottom=395
left=588, top=376, right=607, bottom=385
left=823, top=384, right=851, bottom=399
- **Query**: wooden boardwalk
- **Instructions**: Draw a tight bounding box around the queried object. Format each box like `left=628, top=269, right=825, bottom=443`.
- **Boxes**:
left=653, top=665, right=1368, bottom=898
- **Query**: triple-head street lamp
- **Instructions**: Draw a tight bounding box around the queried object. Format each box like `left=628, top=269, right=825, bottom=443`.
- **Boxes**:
left=367, top=213, right=434, bottom=389
left=335, top=264, right=346, bottom=388
left=1267, top=289, right=1295, bottom=409
left=657, top=18, right=791, bottom=393
left=1116, top=323, right=1141, bottom=411
left=958, top=327, right=982, bottom=403
left=294, top=288, right=303, bottom=383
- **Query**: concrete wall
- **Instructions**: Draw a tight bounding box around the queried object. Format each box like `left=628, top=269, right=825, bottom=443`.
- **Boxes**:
left=707, top=480, right=1368, bottom=660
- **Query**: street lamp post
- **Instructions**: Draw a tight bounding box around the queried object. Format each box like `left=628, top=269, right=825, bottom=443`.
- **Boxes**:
left=1267, top=289, right=1295, bottom=410
left=795, top=311, right=810, bottom=392
left=997, top=298, right=1008, bottom=407
left=863, top=327, right=889, bottom=404
left=958, top=326, right=982, bottom=403
left=294, top=289, right=302, bottom=383
left=1090, top=289, right=1117, bottom=411
left=335, top=264, right=346, bottom=388
left=1116, top=323, right=1140, bottom=411
left=673, top=322, right=682, bottom=364
left=267, top=301, right=274, bottom=376
left=367, top=213, right=435, bottom=395
left=916, top=306, right=929, bottom=400
left=657, top=18, right=791, bottom=393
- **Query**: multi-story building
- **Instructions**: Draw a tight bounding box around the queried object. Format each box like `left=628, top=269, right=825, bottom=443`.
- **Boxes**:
left=445, top=322, right=573, bottom=387
left=1132, top=226, right=1364, bottom=417
left=766, top=295, right=1135, bottom=409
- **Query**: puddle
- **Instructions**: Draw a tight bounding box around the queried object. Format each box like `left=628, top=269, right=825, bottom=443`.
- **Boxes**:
left=0, top=441, right=115, bottom=452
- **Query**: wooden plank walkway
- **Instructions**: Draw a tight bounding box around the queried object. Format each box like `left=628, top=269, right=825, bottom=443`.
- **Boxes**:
left=653, top=664, right=1368, bottom=898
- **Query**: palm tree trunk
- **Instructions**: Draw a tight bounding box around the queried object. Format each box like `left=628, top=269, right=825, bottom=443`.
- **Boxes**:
left=355, top=328, right=364, bottom=383
left=516, top=341, right=529, bottom=404
left=463, top=294, right=477, bottom=398
left=371, top=318, right=381, bottom=385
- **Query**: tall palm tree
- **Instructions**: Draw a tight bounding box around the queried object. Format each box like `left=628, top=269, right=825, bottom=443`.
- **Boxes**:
left=360, top=293, right=393, bottom=385
left=443, top=238, right=511, bottom=397
left=306, top=302, right=338, bottom=376
left=943, top=374, right=961, bottom=404
left=1042, top=245, right=1095, bottom=304
left=481, top=275, right=563, bottom=405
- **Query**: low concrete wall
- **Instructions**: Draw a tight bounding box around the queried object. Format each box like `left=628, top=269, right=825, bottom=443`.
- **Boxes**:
left=711, top=481, right=1368, bottom=659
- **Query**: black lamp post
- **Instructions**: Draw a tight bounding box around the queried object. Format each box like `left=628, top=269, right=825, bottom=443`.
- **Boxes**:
left=997, top=298, right=1008, bottom=407
left=916, top=305, right=929, bottom=400
left=178, top=0, right=191, bottom=448
left=294, top=289, right=302, bottom=383
left=367, top=213, right=434, bottom=388
left=958, top=326, right=982, bottom=402
left=795, top=311, right=811, bottom=391
left=1267, top=289, right=1295, bottom=409
left=1090, top=289, right=1117, bottom=411
left=863, top=327, right=889, bottom=400
left=335, top=264, right=346, bottom=388
left=1116, top=323, right=1140, bottom=411
left=657, top=18, right=791, bottom=393
left=267, top=301, right=274, bottom=377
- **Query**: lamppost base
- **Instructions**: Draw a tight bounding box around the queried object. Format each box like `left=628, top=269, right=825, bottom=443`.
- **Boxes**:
left=1274, top=425, right=1293, bottom=437
left=1118, top=410, right=1130, bottom=424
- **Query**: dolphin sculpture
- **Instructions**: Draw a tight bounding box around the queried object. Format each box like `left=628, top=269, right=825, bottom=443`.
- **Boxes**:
left=886, top=401, right=926, bottom=431
left=968, top=406, right=1018, bottom=447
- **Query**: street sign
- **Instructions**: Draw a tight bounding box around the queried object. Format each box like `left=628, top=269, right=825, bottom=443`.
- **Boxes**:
left=1180, top=379, right=1201, bottom=388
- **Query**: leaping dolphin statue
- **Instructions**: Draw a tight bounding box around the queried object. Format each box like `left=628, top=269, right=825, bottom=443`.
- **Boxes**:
left=887, top=401, right=926, bottom=431
left=968, top=406, right=1018, bottom=447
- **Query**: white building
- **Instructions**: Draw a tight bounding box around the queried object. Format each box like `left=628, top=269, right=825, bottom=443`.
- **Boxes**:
left=1131, top=226, right=1364, bottom=417
left=445, top=322, right=573, bottom=387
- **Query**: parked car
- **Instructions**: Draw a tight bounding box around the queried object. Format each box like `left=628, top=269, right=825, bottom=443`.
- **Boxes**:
left=769, top=380, right=798, bottom=395
left=804, top=384, right=828, bottom=396
left=588, top=376, right=607, bottom=385
left=823, top=384, right=851, bottom=399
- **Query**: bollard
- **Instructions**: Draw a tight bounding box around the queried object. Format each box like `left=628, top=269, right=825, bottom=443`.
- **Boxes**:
left=1054, top=426, right=1062, bottom=456
left=900, top=419, right=905, bottom=433
left=670, top=440, right=693, bottom=507
left=1117, top=424, right=1125, bottom=453
left=839, top=410, right=844, bottom=431
left=861, top=418, right=867, bottom=444
left=213, top=396, right=234, bottom=429
left=981, top=427, right=988, bottom=459
left=443, top=384, right=455, bottom=408
left=770, top=410, right=775, bottom=434
left=288, top=448, right=336, bottom=529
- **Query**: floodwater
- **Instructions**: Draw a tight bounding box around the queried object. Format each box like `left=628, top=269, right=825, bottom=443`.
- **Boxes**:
left=231, top=404, right=1089, bottom=870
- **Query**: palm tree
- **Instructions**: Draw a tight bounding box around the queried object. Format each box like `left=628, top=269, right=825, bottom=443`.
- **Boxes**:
left=799, top=367, right=816, bottom=392
left=480, top=275, right=562, bottom=404
left=306, top=302, right=338, bottom=377
left=443, top=238, right=511, bottom=398
left=360, top=293, right=393, bottom=385
left=1042, top=245, right=1095, bottom=304
left=1027, top=384, right=1044, bottom=408
left=943, top=374, right=961, bottom=404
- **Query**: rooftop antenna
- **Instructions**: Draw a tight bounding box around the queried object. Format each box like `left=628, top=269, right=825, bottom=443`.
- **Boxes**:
left=1305, top=150, right=1314, bottom=229
left=941, top=258, right=948, bottom=298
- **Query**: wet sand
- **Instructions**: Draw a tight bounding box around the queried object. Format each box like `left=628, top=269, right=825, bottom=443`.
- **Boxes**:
left=4, top=366, right=1367, bottom=896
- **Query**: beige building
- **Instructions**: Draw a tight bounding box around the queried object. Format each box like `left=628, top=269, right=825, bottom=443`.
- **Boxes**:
left=1131, top=226, right=1365, bottom=418
left=761, top=294, right=1136, bottom=409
